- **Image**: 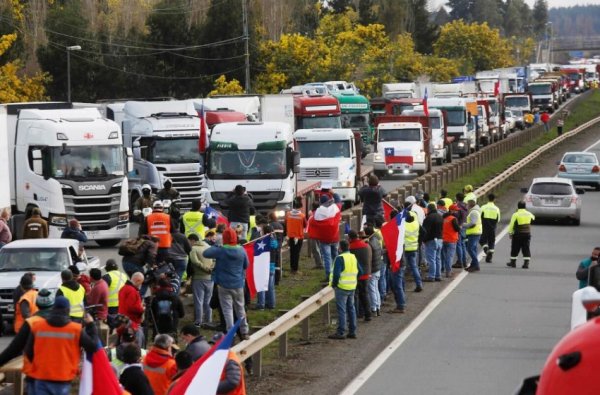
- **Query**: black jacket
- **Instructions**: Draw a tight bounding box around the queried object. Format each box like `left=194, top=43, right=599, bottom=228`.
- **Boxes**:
left=422, top=211, right=443, bottom=242
left=120, top=364, right=155, bottom=395
left=224, top=194, right=253, bottom=224
left=150, top=287, right=185, bottom=334
left=368, top=234, right=383, bottom=273
left=123, top=238, right=157, bottom=268
left=169, top=231, right=192, bottom=261
left=359, top=185, right=387, bottom=217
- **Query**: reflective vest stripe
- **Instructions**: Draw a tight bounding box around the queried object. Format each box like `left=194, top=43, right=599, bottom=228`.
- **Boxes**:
left=143, top=365, right=166, bottom=374
left=36, top=331, right=76, bottom=339
left=108, top=271, right=127, bottom=308
left=59, top=286, right=85, bottom=318
left=183, top=211, right=205, bottom=238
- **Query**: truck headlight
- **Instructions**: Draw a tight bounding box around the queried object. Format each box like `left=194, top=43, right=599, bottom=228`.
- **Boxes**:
left=275, top=210, right=286, bottom=219
left=49, top=214, right=67, bottom=226
left=415, top=154, right=424, bottom=162
left=118, top=212, right=129, bottom=222
left=458, top=142, right=465, bottom=147
left=374, top=154, right=382, bottom=161
left=434, top=144, right=442, bottom=150
left=338, top=180, right=353, bottom=188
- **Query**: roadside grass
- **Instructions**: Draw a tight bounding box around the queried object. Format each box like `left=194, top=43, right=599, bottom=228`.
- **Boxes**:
left=441, top=90, right=600, bottom=198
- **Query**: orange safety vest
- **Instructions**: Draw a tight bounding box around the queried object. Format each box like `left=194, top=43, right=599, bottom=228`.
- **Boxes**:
left=143, top=349, right=177, bottom=395
left=219, top=351, right=247, bottom=395
left=146, top=212, right=172, bottom=248
left=21, top=316, right=44, bottom=377
left=14, top=289, right=39, bottom=333
left=28, top=318, right=82, bottom=381
left=442, top=215, right=459, bottom=243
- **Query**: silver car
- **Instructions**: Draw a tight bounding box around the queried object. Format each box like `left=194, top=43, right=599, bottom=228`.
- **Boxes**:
left=557, top=151, right=600, bottom=191
left=521, top=177, right=584, bottom=225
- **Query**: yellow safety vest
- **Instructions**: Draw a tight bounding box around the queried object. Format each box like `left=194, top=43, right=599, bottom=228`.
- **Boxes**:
left=481, top=202, right=500, bottom=221
left=441, top=197, right=453, bottom=210
left=59, top=285, right=85, bottom=318
left=329, top=252, right=358, bottom=291
left=182, top=211, right=205, bottom=238
left=107, top=270, right=128, bottom=308
left=464, top=192, right=477, bottom=203
left=404, top=220, right=420, bottom=252
left=509, top=209, right=535, bottom=234
left=465, top=208, right=482, bottom=236
left=247, top=215, right=257, bottom=240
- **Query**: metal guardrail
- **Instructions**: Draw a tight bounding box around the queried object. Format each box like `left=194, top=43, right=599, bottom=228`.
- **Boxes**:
left=232, top=91, right=599, bottom=372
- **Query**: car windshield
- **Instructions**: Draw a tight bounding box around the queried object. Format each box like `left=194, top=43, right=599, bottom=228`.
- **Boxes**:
left=297, top=140, right=350, bottom=158
left=444, top=109, right=467, bottom=126
left=562, top=154, right=598, bottom=164
left=208, top=149, right=287, bottom=179
left=341, top=114, right=369, bottom=129
left=529, top=84, right=552, bottom=95
left=378, top=128, right=421, bottom=142
left=505, top=97, right=530, bottom=108
left=530, top=182, right=573, bottom=196
left=297, top=116, right=341, bottom=129
left=50, top=145, right=124, bottom=180
left=140, top=137, right=199, bottom=164
left=0, top=248, right=70, bottom=272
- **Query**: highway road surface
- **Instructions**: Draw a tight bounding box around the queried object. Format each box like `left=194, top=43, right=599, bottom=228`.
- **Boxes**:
left=345, top=138, right=600, bottom=395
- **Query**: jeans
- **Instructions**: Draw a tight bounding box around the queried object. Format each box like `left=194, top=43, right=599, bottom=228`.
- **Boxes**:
left=122, top=260, right=144, bottom=279
left=356, top=279, right=371, bottom=319
left=218, top=286, right=249, bottom=335
left=442, top=242, right=457, bottom=275
left=391, top=266, right=406, bottom=309
left=32, top=380, right=71, bottom=395
left=425, top=239, right=443, bottom=280
left=192, top=279, right=214, bottom=324
left=256, top=272, right=276, bottom=309
left=171, top=258, right=188, bottom=281
left=403, top=251, right=422, bottom=288
left=456, top=229, right=467, bottom=265
left=334, top=288, right=356, bottom=336
left=310, top=239, right=323, bottom=268
left=379, top=258, right=388, bottom=300
left=466, top=234, right=481, bottom=269
left=319, top=242, right=339, bottom=278
left=288, top=238, right=304, bottom=272
left=368, top=271, right=381, bottom=311
left=230, top=222, right=248, bottom=238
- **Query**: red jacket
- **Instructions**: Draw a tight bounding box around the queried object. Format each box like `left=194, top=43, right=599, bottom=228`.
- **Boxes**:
left=541, top=112, right=550, bottom=124
left=87, top=279, right=108, bottom=320
left=118, top=281, right=144, bottom=329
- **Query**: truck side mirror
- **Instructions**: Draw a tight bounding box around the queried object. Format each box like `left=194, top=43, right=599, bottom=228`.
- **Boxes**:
left=132, top=140, right=142, bottom=161
left=292, top=151, right=301, bottom=174
left=32, top=149, right=43, bottom=176
left=125, top=147, right=134, bottom=172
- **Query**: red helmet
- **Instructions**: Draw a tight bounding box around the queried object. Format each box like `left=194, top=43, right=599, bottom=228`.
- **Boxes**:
left=536, top=316, right=600, bottom=394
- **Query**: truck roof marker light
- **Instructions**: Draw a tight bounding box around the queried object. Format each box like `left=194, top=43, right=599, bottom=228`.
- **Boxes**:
left=56, top=133, right=69, bottom=140
left=108, top=131, right=119, bottom=139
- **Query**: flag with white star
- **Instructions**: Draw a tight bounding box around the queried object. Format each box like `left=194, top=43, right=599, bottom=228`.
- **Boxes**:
left=244, top=235, right=272, bottom=298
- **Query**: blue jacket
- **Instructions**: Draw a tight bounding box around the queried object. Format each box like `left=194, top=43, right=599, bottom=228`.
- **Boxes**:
left=203, top=245, right=248, bottom=289
left=60, top=226, right=88, bottom=243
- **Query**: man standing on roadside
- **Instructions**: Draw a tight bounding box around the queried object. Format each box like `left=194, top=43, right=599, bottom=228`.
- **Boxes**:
left=576, top=247, right=600, bottom=289
left=348, top=230, right=372, bottom=322
left=480, top=194, right=501, bottom=263
left=423, top=203, right=443, bottom=282
left=453, top=193, right=468, bottom=270
left=541, top=111, right=550, bottom=132
left=463, top=200, right=482, bottom=272
left=507, top=201, right=535, bottom=269
left=328, top=240, right=358, bottom=340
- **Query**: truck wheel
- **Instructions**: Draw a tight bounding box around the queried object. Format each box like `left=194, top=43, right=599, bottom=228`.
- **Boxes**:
left=96, top=239, right=121, bottom=247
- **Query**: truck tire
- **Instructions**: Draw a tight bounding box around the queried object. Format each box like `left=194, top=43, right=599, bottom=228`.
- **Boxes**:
left=96, top=239, right=121, bottom=247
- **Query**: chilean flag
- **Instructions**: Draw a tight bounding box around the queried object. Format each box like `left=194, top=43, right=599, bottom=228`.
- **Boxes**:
left=244, top=235, right=272, bottom=299
left=198, top=103, right=208, bottom=154
left=494, top=81, right=500, bottom=97
left=422, top=88, right=429, bottom=117
left=380, top=209, right=408, bottom=273
left=382, top=199, right=395, bottom=222
left=307, top=203, right=341, bottom=244
left=169, top=319, right=242, bottom=395
left=384, top=147, right=414, bottom=166
left=205, top=206, right=229, bottom=226
left=79, top=340, right=124, bottom=395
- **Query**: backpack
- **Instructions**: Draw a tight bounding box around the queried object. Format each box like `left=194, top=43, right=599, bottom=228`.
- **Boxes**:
left=118, top=238, right=145, bottom=256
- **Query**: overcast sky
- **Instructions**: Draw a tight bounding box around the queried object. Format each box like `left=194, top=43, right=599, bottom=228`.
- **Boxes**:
left=430, top=0, right=600, bottom=10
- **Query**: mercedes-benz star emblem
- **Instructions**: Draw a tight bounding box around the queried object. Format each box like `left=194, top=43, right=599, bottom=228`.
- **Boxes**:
left=314, top=169, right=321, bottom=176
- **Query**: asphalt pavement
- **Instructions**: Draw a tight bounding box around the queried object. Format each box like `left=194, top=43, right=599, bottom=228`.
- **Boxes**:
left=347, top=139, right=600, bottom=395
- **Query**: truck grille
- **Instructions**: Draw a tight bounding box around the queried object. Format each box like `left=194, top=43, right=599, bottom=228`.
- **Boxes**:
left=64, top=192, right=122, bottom=231
left=162, top=171, right=205, bottom=210
left=299, top=167, right=339, bottom=180
left=0, top=288, right=14, bottom=318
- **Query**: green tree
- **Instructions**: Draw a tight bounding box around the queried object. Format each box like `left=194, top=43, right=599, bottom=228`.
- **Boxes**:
left=358, top=0, right=377, bottom=25
left=448, top=0, right=472, bottom=22
left=433, top=20, right=513, bottom=74
left=471, top=0, right=503, bottom=29
left=410, top=0, right=439, bottom=54
left=532, top=0, right=548, bottom=38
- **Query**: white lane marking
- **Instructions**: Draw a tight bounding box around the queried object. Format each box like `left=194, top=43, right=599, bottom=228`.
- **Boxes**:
left=341, top=134, right=600, bottom=394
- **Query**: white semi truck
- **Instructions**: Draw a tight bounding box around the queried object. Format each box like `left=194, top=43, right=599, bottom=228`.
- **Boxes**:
left=428, top=97, right=477, bottom=157
left=0, top=107, right=10, bottom=219
left=205, top=122, right=300, bottom=218
left=119, top=100, right=205, bottom=211
left=3, top=104, right=132, bottom=246
left=382, top=83, right=418, bottom=99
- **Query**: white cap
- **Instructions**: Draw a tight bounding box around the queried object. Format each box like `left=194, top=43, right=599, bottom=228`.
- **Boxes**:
left=142, top=184, right=151, bottom=191
left=153, top=200, right=164, bottom=209
left=321, top=180, right=333, bottom=190
left=405, top=196, right=416, bottom=204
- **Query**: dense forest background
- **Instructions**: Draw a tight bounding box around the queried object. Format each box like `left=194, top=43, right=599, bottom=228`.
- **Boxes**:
left=0, top=0, right=597, bottom=101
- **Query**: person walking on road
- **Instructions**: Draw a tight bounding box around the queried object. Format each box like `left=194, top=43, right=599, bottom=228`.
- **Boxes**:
left=541, top=111, right=551, bottom=132
left=13, top=274, right=38, bottom=333
left=188, top=233, right=215, bottom=328
left=506, top=201, right=535, bottom=269
left=22, top=208, right=48, bottom=239
left=463, top=200, right=482, bottom=272
left=364, top=224, right=383, bottom=317
left=576, top=247, right=600, bottom=289
left=144, top=201, right=173, bottom=263
left=118, top=272, right=146, bottom=346
left=328, top=240, right=359, bottom=340
left=453, top=193, right=468, bottom=270
left=480, top=194, right=501, bottom=263
left=308, top=195, right=342, bottom=282
left=56, top=269, right=86, bottom=322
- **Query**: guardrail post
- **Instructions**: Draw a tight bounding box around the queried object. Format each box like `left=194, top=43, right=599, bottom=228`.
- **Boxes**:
left=252, top=350, right=263, bottom=377
left=279, top=332, right=288, bottom=358
left=424, top=175, right=432, bottom=195
left=397, top=190, right=405, bottom=205
left=405, top=184, right=413, bottom=196
left=412, top=181, right=420, bottom=193
left=322, top=301, right=331, bottom=325
left=300, top=295, right=311, bottom=340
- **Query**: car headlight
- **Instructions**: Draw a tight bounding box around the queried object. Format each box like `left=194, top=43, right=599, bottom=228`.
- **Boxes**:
left=113, top=181, right=123, bottom=188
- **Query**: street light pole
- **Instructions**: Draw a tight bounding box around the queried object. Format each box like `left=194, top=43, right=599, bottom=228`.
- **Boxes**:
left=66, top=45, right=81, bottom=102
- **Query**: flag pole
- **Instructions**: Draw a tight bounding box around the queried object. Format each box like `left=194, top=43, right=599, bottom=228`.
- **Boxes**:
left=243, top=232, right=273, bottom=246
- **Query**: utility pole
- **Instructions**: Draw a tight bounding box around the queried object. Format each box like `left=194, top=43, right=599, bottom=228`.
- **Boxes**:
left=242, top=0, right=250, bottom=93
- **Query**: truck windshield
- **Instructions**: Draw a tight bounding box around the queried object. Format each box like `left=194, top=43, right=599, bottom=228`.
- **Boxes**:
left=0, top=248, right=70, bottom=272
left=444, top=109, right=467, bottom=126
left=586, top=72, right=596, bottom=80
left=378, top=128, right=421, bottom=142
left=341, top=114, right=369, bottom=129
left=505, top=97, right=530, bottom=108
left=141, top=137, right=199, bottom=164
left=297, top=116, right=341, bottom=129
left=488, top=101, right=498, bottom=115
left=50, top=145, right=124, bottom=179
left=529, top=84, right=551, bottom=95
left=208, top=149, right=287, bottom=179
left=567, top=73, right=580, bottom=81
left=429, top=117, right=441, bottom=129
left=297, top=141, right=350, bottom=158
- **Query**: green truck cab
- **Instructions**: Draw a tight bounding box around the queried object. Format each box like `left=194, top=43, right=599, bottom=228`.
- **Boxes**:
left=333, top=91, right=372, bottom=148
